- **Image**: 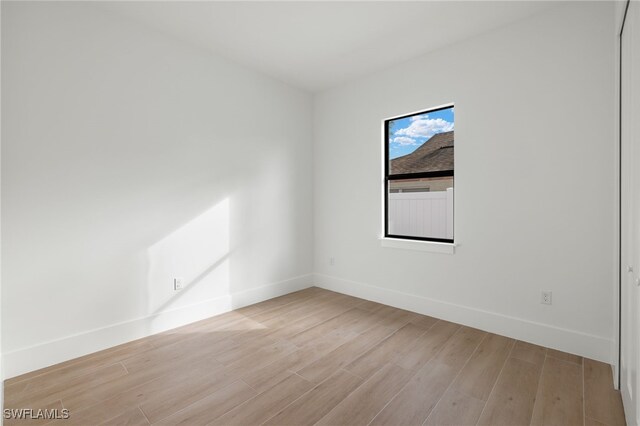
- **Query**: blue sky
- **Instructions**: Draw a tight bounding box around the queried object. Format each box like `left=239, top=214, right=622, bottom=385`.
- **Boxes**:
left=388, top=107, right=454, bottom=159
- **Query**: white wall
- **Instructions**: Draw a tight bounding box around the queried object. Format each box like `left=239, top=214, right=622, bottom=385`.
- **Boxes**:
left=1, top=2, right=313, bottom=377
left=313, top=2, right=616, bottom=363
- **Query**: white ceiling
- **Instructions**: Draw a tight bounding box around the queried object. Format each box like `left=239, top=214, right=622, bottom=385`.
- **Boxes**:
left=100, top=1, right=557, bottom=92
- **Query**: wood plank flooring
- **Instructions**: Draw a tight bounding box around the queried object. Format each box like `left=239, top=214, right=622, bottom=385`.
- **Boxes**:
left=3, top=287, right=626, bottom=426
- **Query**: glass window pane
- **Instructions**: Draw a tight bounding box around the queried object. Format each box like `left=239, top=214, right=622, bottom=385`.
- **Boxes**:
left=387, top=178, right=453, bottom=240
left=386, top=106, right=454, bottom=241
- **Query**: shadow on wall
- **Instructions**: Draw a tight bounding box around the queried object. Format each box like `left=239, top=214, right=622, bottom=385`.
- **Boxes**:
left=146, top=197, right=231, bottom=317
left=138, top=147, right=302, bottom=333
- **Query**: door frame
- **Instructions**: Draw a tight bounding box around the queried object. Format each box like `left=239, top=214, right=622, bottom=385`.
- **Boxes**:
left=618, top=0, right=631, bottom=391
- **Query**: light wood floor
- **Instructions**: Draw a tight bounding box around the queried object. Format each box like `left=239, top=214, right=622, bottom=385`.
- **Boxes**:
left=3, top=287, right=626, bottom=426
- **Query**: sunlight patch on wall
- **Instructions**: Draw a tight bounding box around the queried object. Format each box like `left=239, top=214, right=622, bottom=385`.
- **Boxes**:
left=146, top=198, right=230, bottom=315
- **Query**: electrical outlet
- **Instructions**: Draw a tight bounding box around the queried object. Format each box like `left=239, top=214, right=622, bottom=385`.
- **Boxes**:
left=541, top=291, right=552, bottom=305
left=329, top=257, right=335, bottom=266
left=174, top=277, right=184, bottom=291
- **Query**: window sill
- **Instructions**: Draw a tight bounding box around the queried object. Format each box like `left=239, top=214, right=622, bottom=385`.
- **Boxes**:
left=380, top=237, right=456, bottom=254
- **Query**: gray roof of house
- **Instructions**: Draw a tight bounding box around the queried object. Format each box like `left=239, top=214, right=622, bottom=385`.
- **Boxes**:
left=390, top=131, right=454, bottom=175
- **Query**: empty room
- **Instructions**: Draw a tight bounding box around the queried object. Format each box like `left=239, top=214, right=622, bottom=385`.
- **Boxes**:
left=1, top=1, right=639, bottom=425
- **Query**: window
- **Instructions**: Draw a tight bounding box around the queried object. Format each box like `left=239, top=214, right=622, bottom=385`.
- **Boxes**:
left=384, top=105, right=454, bottom=243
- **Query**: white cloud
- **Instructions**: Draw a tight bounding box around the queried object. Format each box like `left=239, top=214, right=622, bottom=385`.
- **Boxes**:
left=392, top=136, right=417, bottom=146
left=395, top=117, right=454, bottom=141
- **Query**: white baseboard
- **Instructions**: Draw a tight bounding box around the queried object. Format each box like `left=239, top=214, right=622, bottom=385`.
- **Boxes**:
left=3, top=271, right=613, bottom=380
left=313, top=273, right=613, bottom=364
left=2, top=274, right=313, bottom=379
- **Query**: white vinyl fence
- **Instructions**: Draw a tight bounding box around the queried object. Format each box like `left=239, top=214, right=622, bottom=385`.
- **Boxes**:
left=388, top=187, right=453, bottom=240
